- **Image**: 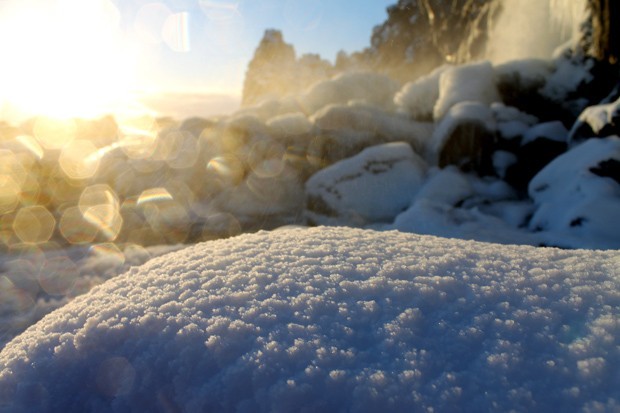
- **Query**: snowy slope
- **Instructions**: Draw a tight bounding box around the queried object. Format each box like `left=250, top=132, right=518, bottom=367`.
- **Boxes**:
left=1, top=227, right=618, bottom=412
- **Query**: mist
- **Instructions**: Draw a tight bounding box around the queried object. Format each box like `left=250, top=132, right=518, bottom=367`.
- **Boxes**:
left=486, top=0, right=587, bottom=63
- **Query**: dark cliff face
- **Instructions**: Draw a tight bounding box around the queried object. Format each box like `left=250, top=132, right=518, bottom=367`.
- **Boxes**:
left=367, top=0, right=499, bottom=82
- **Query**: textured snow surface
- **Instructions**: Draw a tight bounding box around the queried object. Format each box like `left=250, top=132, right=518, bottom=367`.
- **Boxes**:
left=1, top=227, right=619, bottom=413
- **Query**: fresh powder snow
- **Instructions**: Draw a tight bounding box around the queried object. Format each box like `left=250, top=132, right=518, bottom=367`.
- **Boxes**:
left=1, top=227, right=618, bottom=412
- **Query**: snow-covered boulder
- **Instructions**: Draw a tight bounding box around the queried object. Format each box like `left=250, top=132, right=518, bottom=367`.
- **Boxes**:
left=505, top=121, right=569, bottom=191
left=311, top=103, right=432, bottom=153
left=428, top=101, right=496, bottom=173
left=433, top=61, right=500, bottom=121
left=305, top=142, right=427, bottom=226
left=1, top=227, right=619, bottom=412
left=528, top=136, right=620, bottom=248
left=394, top=65, right=451, bottom=121
left=569, top=97, right=620, bottom=144
left=266, top=112, right=314, bottom=139
left=301, top=72, right=400, bottom=116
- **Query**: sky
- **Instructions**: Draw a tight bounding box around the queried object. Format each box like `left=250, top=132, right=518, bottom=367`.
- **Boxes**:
left=0, top=0, right=391, bottom=121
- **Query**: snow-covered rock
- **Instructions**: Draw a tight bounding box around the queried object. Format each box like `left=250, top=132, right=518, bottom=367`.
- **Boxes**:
left=429, top=101, right=496, bottom=172
left=311, top=103, right=432, bottom=153
left=522, top=121, right=568, bottom=145
left=1, top=227, right=618, bottom=412
left=504, top=122, right=569, bottom=191
left=569, top=96, right=620, bottom=143
left=394, top=65, right=451, bottom=120
left=528, top=136, right=620, bottom=248
left=301, top=72, right=400, bottom=116
left=305, top=142, right=427, bottom=226
left=433, top=61, right=500, bottom=121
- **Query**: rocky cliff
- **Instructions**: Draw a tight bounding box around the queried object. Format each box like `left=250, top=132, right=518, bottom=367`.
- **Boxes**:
left=241, top=0, right=500, bottom=106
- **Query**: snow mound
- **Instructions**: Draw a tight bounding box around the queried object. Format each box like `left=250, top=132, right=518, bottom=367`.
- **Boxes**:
left=1, top=227, right=619, bottom=412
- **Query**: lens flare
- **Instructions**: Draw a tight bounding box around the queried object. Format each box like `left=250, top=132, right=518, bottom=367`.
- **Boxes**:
left=38, top=256, right=78, bottom=296
left=89, top=243, right=125, bottom=268
left=137, top=188, right=174, bottom=206
left=163, top=12, right=191, bottom=53
left=12, top=206, right=56, bottom=244
left=78, top=185, right=122, bottom=241
left=59, top=140, right=101, bottom=180
left=33, top=118, right=77, bottom=150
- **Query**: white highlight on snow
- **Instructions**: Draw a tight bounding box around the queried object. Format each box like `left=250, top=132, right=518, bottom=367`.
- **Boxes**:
left=1, top=227, right=618, bottom=412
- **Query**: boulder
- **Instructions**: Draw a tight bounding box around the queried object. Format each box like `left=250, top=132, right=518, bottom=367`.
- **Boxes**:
left=305, top=142, right=427, bottom=226
left=528, top=136, right=620, bottom=249
left=429, top=101, right=496, bottom=174
left=505, top=122, right=569, bottom=192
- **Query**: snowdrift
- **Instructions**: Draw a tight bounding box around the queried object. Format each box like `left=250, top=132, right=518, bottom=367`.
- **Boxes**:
left=1, top=227, right=618, bottom=412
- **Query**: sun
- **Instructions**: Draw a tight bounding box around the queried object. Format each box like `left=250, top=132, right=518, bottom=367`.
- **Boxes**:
left=0, top=0, right=138, bottom=120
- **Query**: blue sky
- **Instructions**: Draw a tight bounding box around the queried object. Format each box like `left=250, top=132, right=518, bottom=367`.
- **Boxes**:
left=123, top=0, right=392, bottom=94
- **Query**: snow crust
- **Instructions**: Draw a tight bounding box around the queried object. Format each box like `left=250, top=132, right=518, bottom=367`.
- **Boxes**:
left=1, top=227, right=618, bottom=413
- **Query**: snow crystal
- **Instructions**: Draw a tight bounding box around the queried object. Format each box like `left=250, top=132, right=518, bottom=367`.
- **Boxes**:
left=3, top=227, right=617, bottom=412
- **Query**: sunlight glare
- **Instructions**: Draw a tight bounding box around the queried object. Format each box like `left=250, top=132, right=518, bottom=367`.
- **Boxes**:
left=0, top=0, right=137, bottom=120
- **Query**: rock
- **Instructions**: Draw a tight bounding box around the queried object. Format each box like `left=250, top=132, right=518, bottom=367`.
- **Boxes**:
left=433, top=61, right=500, bottom=120
left=568, top=96, right=620, bottom=143
left=241, top=30, right=334, bottom=107
left=505, top=122, right=569, bottom=192
left=304, top=142, right=427, bottom=226
left=527, top=136, right=620, bottom=248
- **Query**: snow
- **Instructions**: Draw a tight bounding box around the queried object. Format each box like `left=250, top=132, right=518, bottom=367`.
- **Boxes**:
left=394, top=65, right=451, bottom=120
left=300, top=72, right=400, bottom=116
left=541, top=55, right=593, bottom=103
left=433, top=61, right=500, bottom=120
left=305, top=142, right=427, bottom=226
left=522, top=121, right=568, bottom=145
left=1, top=11, right=620, bottom=411
left=1, top=227, right=619, bottom=412
left=428, top=101, right=496, bottom=164
left=528, top=137, right=620, bottom=249
left=569, top=97, right=620, bottom=142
